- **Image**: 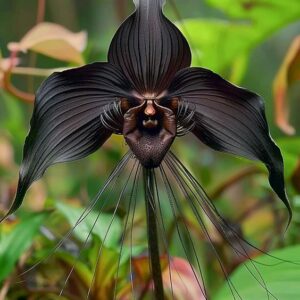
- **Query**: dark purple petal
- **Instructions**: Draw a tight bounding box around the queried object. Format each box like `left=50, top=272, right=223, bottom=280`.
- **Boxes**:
left=168, top=67, right=291, bottom=224
left=108, top=0, right=191, bottom=96
left=5, top=62, right=132, bottom=218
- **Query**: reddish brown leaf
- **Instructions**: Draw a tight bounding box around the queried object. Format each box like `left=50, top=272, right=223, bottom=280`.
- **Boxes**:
left=273, top=35, right=300, bottom=135
left=122, top=255, right=205, bottom=299
left=162, top=257, right=206, bottom=300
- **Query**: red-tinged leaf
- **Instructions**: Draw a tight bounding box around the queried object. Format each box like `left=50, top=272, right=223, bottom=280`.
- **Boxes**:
left=7, top=22, right=87, bottom=64
left=162, top=257, right=206, bottom=300
left=120, top=255, right=205, bottom=299
left=273, top=35, right=300, bottom=135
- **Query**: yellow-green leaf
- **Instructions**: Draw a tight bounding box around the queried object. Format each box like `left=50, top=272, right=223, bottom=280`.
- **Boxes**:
left=8, top=22, right=87, bottom=64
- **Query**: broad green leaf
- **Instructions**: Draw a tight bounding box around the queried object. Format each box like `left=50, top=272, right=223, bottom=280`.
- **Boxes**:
left=178, top=19, right=252, bottom=74
left=0, top=211, right=49, bottom=282
left=214, top=245, right=300, bottom=300
left=55, top=201, right=122, bottom=247
left=178, top=0, right=300, bottom=80
left=206, top=0, right=300, bottom=21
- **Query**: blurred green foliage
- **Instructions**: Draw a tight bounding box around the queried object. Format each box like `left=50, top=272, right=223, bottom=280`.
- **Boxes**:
left=0, top=0, right=300, bottom=299
left=215, top=245, right=300, bottom=300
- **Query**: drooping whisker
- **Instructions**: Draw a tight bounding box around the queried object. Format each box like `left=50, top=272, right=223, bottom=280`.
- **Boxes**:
left=164, top=156, right=247, bottom=299
left=146, top=168, right=192, bottom=300
left=176, top=100, right=196, bottom=136
left=16, top=152, right=133, bottom=290
left=113, top=163, right=141, bottom=300
left=164, top=151, right=284, bottom=299
left=153, top=170, right=176, bottom=300
left=159, top=164, right=207, bottom=299
left=167, top=152, right=296, bottom=267
left=60, top=158, right=138, bottom=298
left=129, top=170, right=139, bottom=300
left=186, top=201, right=276, bottom=299
left=86, top=157, right=140, bottom=299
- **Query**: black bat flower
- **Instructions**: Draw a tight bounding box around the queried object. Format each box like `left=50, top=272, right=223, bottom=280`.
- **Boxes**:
left=3, top=0, right=291, bottom=298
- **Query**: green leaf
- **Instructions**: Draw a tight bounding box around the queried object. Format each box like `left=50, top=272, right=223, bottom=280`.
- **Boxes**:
left=58, top=236, right=125, bottom=299
left=280, top=150, right=299, bottom=179
left=214, top=245, right=300, bottom=300
left=277, top=138, right=300, bottom=156
left=0, top=211, right=49, bottom=283
left=277, top=138, right=300, bottom=178
left=55, top=201, right=122, bottom=247
left=178, top=19, right=252, bottom=75
left=178, top=0, right=300, bottom=80
left=57, top=251, right=92, bottom=288
left=92, top=244, right=121, bottom=299
left=1, top=91, right=27, bottom=145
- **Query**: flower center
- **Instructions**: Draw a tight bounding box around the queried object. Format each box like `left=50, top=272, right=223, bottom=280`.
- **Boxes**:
left=121, top=95, right=177, bottom=168
left=143, top=100, right=158, bottom=129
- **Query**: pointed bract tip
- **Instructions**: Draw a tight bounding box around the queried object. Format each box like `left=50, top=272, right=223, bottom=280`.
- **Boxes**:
left=284, top=202, right=292, bottom=234
left=0, top=179, right=27, bottom=222
left=133, top=0, right=165, bottom=9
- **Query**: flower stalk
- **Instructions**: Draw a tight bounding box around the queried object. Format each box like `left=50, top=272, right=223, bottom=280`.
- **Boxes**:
left=143, top=168, right=164, bottom=299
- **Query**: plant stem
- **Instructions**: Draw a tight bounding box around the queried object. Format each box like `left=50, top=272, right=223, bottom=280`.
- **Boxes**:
left=27, top=0, right=46, bottom=92
left=2, top=66, right=68, bottom=104
left=36, top=0, right=46, bottom=23
left=143, top=168, right=164, bottom=300
left=115, top=0, right=127, bottom=22
left=3, top=71, right=35, bottom=103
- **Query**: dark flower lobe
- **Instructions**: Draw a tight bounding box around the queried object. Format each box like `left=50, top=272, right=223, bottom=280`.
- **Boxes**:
left=5, top=63, right=132, bottom=218
left=168, top=67, right=291, bottom=224
left=108, top=0, right=191, bottom=95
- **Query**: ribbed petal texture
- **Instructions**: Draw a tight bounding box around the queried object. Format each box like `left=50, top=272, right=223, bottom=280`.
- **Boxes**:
left=168, top=67, right=291, bottom=224
left=7, top=62, right=132, bottom=218
left=108, top=0, right=191, bottom=95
